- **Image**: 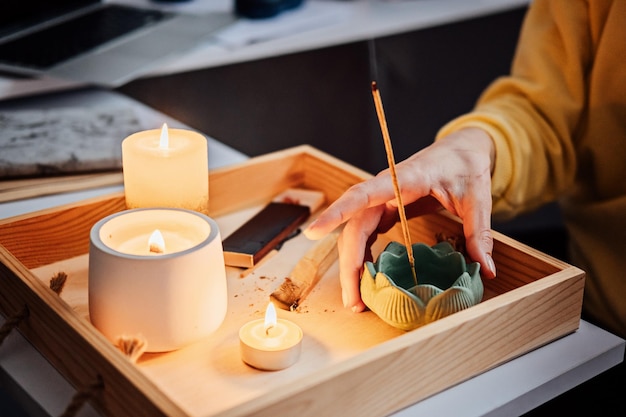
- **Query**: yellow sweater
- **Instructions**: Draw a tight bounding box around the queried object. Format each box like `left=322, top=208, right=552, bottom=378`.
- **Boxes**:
left=438, top=0, right=626, bottom=338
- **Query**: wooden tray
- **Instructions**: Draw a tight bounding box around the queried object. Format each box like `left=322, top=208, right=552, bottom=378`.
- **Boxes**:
left=0, top=145, right=585, bottom=417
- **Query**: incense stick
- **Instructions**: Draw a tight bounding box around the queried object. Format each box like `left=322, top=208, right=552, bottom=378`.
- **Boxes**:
left=371, top=81, right=417, bottom=286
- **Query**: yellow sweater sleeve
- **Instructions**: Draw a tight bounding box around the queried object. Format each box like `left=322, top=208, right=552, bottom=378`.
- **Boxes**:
left=436, top=0, right=592, bottom=219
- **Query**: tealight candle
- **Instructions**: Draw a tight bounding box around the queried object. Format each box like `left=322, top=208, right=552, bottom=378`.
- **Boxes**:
left=239, top=302, right=303, bottom=371
left=88, top=208, right=227, bottom=352
left=122, top=124, right=209, bottom=213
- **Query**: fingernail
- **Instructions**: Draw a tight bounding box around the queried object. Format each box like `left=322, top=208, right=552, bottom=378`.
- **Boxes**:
left=351, top=306, right=359, bottom=313
left=304, top=219, right=317, bottom=233
left=486, top=254, right=496, bottom=277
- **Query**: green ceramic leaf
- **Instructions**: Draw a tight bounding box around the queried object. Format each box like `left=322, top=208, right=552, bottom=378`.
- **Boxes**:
left=361, top=241, right=483, bottom=330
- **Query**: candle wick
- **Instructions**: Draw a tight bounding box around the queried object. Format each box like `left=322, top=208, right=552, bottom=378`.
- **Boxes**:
left=265, top=325, right=274, bottom=336
left=149, top=244, right=164, bottom=254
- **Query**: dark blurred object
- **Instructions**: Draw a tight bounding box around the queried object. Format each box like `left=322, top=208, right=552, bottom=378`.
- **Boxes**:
left=236, top=0, right=305, bottom=19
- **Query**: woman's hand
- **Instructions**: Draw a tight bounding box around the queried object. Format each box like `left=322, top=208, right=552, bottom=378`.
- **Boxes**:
left=304, top=127, right=497, bottom=312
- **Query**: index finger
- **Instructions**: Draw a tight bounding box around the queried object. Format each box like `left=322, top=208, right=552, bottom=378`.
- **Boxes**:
left=304, top=175, right=397, bottom=240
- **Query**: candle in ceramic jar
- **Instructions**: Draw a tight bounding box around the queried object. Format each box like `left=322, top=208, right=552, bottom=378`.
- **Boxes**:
left=239, top=302, right=303, bottom=371
left=89, top=208, right=227, bottom=352
left=122, top=124, right=209, bottom=213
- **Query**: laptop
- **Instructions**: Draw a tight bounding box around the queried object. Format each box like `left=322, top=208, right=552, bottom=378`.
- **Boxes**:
left=0, top=0, right=235, bottom=87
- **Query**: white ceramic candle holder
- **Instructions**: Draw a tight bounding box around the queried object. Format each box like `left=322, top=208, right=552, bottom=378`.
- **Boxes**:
left=89, top=208, right=227, bottom=352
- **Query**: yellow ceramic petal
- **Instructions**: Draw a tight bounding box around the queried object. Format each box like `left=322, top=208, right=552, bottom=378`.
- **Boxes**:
left=425, top=282, right=476, bottom=322
left=412, top=284, right=442, bottom=304
left=361, top=269, right=425, bottom=331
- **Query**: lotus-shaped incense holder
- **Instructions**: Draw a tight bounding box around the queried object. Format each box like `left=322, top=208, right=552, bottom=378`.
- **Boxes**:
left=360, top=241, right=483, bottom=331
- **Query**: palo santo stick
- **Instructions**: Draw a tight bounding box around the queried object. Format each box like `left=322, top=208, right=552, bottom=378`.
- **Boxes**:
left=371, top=81, right=417, bottom=286
left=270, top=231, right=339, bottom=311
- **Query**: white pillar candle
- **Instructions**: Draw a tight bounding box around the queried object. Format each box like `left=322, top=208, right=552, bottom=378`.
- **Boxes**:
left=239, top=302, right=303, bottom=371
left=89, top=208, right=226, bottom=352
left=122, top=124, right=209, bottom=214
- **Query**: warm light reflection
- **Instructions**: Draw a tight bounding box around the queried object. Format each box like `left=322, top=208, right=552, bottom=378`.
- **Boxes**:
left=148, top=229, right=166, bottom=254
left=264, top=302, right=277, bottom=334
left=159, top=123, right=169, bottom=150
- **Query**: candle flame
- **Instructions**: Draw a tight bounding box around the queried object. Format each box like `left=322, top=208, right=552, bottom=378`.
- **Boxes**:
left=148, top=229, right=166, bottom=254
left=264, top=302, right=277, bottom=334
left=159, top=123, right=169, bottom=150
